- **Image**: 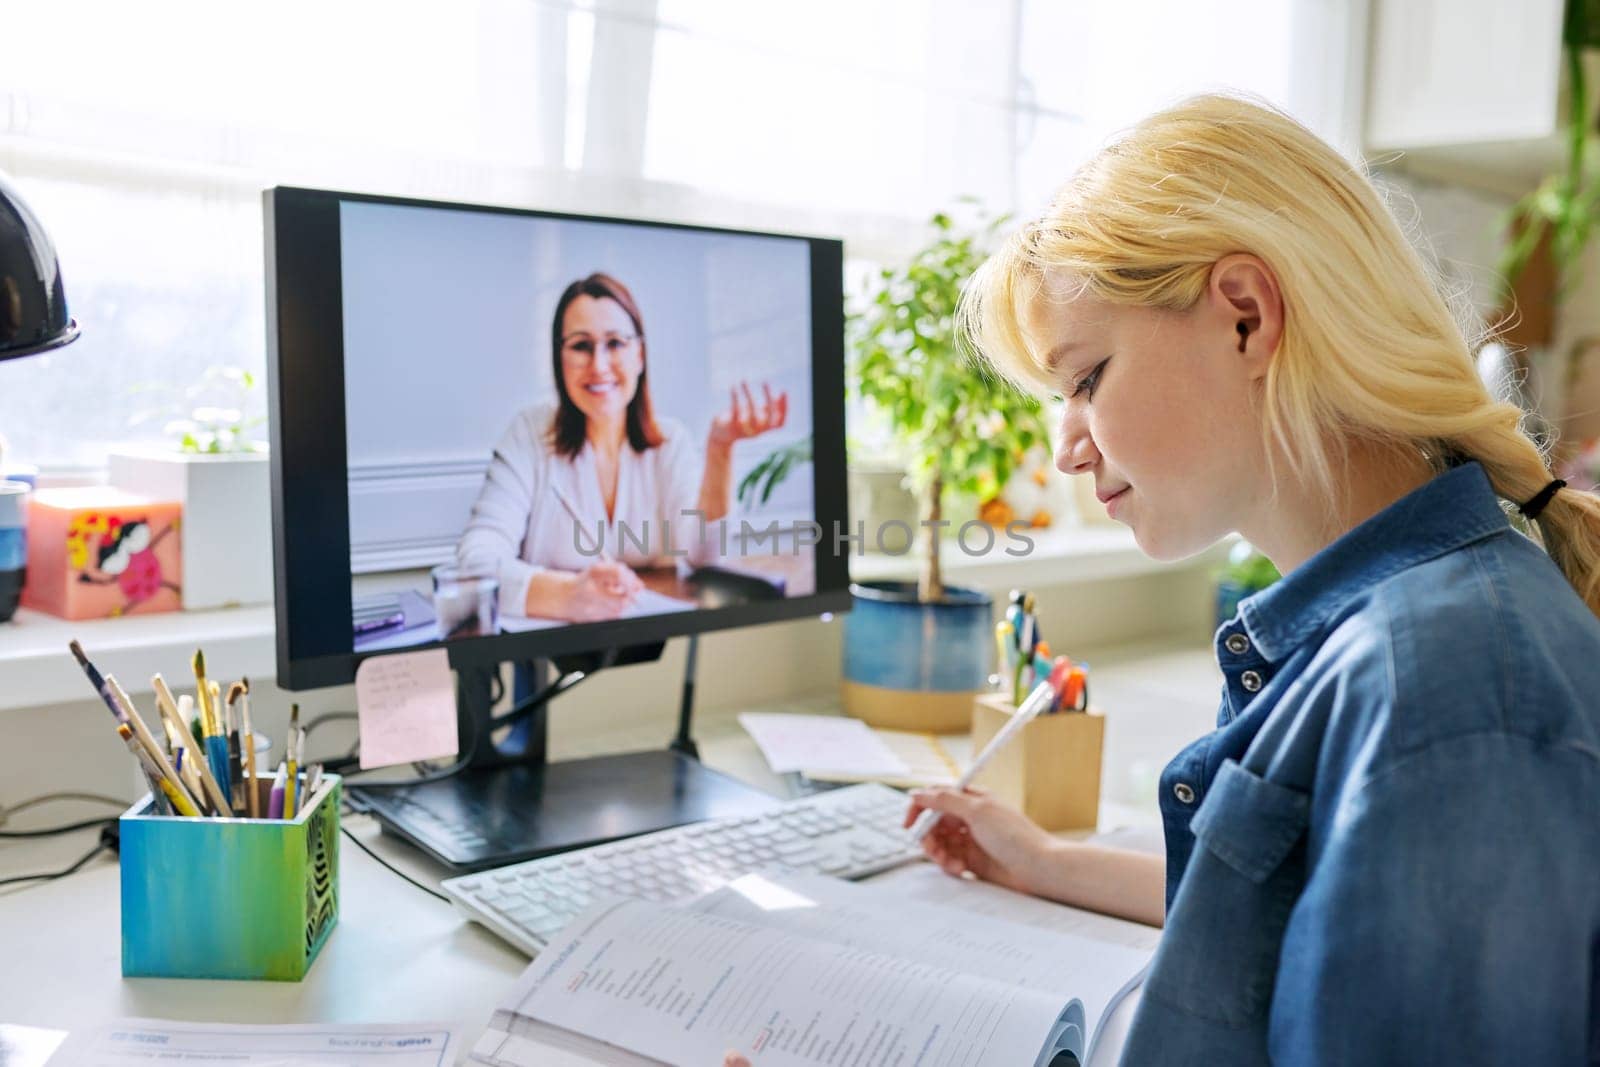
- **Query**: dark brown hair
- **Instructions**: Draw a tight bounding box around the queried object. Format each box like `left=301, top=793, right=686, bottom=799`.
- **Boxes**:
left=548, top=272, right=665, bottom=459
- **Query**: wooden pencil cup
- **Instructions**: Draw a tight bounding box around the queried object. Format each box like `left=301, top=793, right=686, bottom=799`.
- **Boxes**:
left=119, top=774, right=341, bottom=981
left=969, top=694, right=1104, bottom=832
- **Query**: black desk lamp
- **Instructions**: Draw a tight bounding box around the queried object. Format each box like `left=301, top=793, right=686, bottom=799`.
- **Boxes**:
left=1, top=168, right=78, bottom=622
left=0, top=169, right=78, bottom=362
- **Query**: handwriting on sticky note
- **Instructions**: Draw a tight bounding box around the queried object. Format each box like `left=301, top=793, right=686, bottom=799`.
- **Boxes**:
left=355, top=649, right=458, bottom=769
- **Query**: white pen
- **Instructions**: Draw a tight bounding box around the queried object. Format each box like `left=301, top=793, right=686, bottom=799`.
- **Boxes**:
left=907, top=678, right=1060, bottom=844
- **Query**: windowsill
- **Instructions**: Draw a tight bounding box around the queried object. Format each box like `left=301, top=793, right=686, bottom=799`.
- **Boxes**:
left=847, top=524, right=1232, bottom=591
left=1, top=603, right=279, bottom=713
left=2, top=528, right=1228, bottom=712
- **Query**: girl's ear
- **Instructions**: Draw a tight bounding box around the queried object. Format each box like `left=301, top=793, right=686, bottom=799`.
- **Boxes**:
left=1211, top=254, right=1283, bottom=379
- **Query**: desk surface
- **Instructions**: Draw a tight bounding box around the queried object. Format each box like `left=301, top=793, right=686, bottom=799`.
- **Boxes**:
left=0, top=644, right=1212, bottom=1063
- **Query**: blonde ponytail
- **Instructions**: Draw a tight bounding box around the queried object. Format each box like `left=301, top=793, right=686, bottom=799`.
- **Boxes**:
left=959, top=92, right=1600, bottom=620
left=1460, top=413, right=1600, bottom=612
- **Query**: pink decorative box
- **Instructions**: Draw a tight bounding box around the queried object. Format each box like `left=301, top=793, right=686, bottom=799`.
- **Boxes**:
left=21, top=488, right=183, bottom=619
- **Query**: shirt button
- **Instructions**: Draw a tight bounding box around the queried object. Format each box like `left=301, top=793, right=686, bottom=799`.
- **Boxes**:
left=1240, top=669, right=1263, bottom=692
left=1173, top=782, right=1196, bottom=805
left=1225, top=633, right=1250, bottom=655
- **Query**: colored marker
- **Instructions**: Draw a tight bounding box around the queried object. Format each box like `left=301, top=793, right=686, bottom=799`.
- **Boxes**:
left=267, top=762, right=287, bottom=820
left=992, top=620, right=1015, bottom=692
left=283, top=705, right=301, bottom=817
left=1044, top=656, right=1073, bottom=713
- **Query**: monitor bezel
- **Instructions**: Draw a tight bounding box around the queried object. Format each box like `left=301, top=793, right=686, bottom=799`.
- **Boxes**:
left=265, top=185, right=851, bottom=691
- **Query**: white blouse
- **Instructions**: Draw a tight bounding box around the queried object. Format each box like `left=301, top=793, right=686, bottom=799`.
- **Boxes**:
left=456, top=402, right=718, bottom=616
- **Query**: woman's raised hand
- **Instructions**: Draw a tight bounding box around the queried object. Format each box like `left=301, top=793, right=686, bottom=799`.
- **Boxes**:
left=904, top=786, right=1059, bottom=896
left=708, top=381, right=788, bottom=451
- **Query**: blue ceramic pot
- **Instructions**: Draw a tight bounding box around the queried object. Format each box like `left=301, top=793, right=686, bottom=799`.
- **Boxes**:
left=841, top=580, right=993, bottom=733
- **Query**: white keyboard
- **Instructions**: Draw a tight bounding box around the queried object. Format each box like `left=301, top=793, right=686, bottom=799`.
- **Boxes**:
left=442, top=783, right=920, bottom=954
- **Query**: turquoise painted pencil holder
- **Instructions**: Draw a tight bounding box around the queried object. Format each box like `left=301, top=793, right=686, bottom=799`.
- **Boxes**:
left=119, top=774, right=341, bottom=981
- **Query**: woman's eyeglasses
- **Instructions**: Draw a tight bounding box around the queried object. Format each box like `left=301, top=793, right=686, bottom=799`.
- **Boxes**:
left=560, top=332, right=639, bottom=368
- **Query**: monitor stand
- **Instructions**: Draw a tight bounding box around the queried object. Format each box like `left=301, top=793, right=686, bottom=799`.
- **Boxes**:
left=349, top=637, right=782, bottom=871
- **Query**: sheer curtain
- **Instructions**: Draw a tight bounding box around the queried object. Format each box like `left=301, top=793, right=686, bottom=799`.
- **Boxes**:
left=0, top=0, right=1364, bottom=469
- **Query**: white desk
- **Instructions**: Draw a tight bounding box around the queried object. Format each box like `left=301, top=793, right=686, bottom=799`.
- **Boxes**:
left=1, top=643, right=1214, bottom=1062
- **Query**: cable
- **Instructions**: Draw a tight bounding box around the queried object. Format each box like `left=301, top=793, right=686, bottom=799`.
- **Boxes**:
left=339, top=824, right=449, bottom=903
left=302, top=711, right=358, bottom=739
left=0, top=815, right=117, bottom=838
left=333, top=749, right=479, bottom=789
left=3, top=791, right=128, bottom=817
left=0, top=790, right=128, bottom=838
left=0, top=792, right=128, bottom=838
left=297, top=710, right=361, bottom=766
left=487, top=664, right=596, bottom=732
left=0, top=838, right=111, bottom=890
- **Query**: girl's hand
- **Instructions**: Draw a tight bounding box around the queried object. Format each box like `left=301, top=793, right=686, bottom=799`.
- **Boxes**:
left=905, top=786, right=1059, bottom=896
left=724, top=1054, right=751, bottom=1067
left=708, top=381, right=787, bottom=451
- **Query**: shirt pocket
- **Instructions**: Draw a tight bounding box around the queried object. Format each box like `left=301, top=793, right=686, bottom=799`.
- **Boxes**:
left=1143, top=759, right=1312, bottom=1027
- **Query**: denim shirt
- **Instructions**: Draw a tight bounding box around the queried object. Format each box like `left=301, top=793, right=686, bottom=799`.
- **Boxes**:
left=1120, top=462, right=1600, bottom=1066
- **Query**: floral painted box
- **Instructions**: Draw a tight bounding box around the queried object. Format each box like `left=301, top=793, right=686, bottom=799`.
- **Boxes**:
left=20, top=487, right=183, bottom=619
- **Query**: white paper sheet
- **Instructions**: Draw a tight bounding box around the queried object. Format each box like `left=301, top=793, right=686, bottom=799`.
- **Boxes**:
left=0, top=1023, right=67, bottom=1067
left=48, top=1020, right=465, bottom=1067
left=737, top=713, right=911, bottom=777
left=501, top=589, right=697, bottom=633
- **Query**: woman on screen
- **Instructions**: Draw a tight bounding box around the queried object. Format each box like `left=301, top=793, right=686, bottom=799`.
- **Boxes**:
left=457, top=272, right=788, bottom=623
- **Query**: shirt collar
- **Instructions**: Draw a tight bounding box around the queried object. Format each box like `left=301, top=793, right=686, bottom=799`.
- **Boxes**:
left=1235, top=461, right=1511, bottom=663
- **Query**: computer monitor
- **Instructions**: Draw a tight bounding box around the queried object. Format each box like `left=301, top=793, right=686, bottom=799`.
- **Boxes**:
left=264, top=187, right=850, bottom=868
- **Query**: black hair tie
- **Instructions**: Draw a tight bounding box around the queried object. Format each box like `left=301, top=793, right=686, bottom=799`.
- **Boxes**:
left=1518, top=478, right=1567, bottom=520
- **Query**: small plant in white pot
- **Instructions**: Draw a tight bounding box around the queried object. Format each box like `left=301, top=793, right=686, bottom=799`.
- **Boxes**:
left=110, top=366, right=272, bottom=610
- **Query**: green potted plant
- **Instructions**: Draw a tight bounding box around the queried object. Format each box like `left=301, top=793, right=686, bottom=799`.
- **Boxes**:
left=1497, top=0, right=1600, bottom=458
left=842, top=208, right=1051, bottom=732
left=1499, top=0, right=1600, bottom=300
left=109, top=365, right=272, bottom=610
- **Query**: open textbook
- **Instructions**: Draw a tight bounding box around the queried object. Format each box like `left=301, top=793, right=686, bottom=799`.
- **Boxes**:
left=468, top=872, right=1152, bottom=1067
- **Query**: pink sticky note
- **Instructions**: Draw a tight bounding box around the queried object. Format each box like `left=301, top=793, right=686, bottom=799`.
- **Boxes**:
left=355, top=648, right=459, bottom=769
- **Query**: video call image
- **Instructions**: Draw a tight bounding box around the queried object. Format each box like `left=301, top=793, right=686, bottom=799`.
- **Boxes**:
left=340, top=201, right=818, bottom=654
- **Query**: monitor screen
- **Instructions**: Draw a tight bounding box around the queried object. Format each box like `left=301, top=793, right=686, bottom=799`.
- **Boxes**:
left=265, top=188, right=849, bottom=689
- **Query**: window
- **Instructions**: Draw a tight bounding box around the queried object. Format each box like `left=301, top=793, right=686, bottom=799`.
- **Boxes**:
left=0, top=0, right=1361, bottom=471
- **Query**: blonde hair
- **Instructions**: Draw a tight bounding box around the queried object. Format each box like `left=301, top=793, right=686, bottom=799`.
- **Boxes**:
left=959, top=93, right=1600, bottom=618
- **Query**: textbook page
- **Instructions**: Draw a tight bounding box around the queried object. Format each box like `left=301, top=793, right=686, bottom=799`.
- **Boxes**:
left=486, top=897, right=1080, bottom=1067
left=683, top=872, right=1151, bottom=1058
